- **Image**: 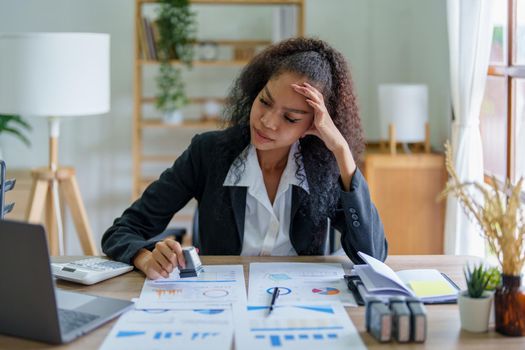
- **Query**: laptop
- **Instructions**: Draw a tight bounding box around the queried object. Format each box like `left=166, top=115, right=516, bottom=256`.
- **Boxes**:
left=0, top=219, right=133, bottom=344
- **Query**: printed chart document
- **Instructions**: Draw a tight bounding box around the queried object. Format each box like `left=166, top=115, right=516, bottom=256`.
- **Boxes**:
left=135, top=265, right=247, bottom=309
left=354, top=251, right=459, bottom=303
left=99, top=307, right=233, bottom=350
left=234, top=301, right=366, bottom=350
left=248, top=262, right=356, bottom=306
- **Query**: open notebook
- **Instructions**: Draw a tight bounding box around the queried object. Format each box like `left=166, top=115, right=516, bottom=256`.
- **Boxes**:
left=352, top=252, right=460, bottom=303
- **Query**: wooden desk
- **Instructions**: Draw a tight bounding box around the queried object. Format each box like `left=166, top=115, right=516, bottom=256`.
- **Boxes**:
left=1, top=255, right=524, bottom=349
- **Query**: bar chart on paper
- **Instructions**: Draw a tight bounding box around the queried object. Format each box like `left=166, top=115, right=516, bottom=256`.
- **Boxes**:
left=234, top=302, right=366, bottom=350
left=154, top=287, right=182, bottom=298
left=135, top=265, right=247, bottom=309
left=254, top=332, right=340, bottom=348
left=151, top=285, right=231, bottom=300
left=117, top=330, right=221, bottom=340
left=99, top=309, right=234, bottom=350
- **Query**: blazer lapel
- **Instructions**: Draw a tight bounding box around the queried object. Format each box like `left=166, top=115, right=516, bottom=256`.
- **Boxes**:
left=228, top=186, right=247, bottom=246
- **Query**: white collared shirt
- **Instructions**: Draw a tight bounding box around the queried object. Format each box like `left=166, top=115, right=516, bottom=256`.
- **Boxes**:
left=223, top=142, right=309, bottom=256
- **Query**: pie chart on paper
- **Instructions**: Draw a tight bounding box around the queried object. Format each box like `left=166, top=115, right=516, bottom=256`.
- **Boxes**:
left=312, top=287, right=340, bottom=295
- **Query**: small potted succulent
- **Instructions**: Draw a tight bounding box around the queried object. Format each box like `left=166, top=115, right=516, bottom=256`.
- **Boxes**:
left=458, top=263, right=500, bottom=332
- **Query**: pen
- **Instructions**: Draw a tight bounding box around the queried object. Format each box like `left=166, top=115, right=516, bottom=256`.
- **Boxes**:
left=268, top=287, right=280, bottom=316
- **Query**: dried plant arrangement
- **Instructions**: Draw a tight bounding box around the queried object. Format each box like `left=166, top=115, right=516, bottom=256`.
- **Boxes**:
left=440, top=142, right=525, bottom=276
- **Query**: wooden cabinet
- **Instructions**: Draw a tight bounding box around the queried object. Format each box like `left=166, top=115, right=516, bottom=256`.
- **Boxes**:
left=133, top=0, right=305, bottom=199
left=363, top=152, right=446, bottom=254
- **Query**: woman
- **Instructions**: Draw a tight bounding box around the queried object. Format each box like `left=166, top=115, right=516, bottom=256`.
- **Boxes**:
left=102, top=37, right=387, bottom=279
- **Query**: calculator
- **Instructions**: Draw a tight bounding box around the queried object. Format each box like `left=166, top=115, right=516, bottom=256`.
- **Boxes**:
left=51, top=258, right=134, bottom=285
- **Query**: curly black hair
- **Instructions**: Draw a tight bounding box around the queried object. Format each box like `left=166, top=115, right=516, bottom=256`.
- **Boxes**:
left=215, top=37, right=365, bottom=228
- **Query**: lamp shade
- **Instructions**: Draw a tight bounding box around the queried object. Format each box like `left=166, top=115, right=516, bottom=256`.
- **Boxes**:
left=378, top=84, right=428, bottom=142
left=0, top=33, right=110, bottom=117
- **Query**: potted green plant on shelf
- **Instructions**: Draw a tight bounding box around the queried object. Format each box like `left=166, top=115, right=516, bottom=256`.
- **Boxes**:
left=155, top=0, right=196, bottom=124
left=0, top=114, right=32, bottom=159
left=156, top=64, right=188, bottom=124
left=441, top=142, right=525, bottom=336
left=458, top=264, right=500, bottom=332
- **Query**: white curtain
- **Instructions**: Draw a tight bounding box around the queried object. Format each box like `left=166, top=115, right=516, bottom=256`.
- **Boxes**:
left=444, top=0, right=494, bottom=256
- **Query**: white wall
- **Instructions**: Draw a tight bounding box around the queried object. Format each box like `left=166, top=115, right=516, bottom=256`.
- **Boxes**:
left=0, top=0, right=450, bottom=254
left=306, top=0, right=450, bottom=143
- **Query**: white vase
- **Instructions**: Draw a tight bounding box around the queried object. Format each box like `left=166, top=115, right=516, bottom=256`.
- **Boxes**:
left=162, top=110, right=183, bottom=125
left=458, top=290, right=494, bottom=332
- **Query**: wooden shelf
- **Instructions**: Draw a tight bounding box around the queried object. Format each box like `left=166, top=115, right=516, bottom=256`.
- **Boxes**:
left=133, top=0, right=305, bottom=199
left=201, top=39, right=271, bottom=46
left=141, top=96, right=226, bottom=104
left=138, top=59, right=249, bottom=66
left=139, top=0, right=303, bottom=5
left=145, top=39, right=272, bottom=46
left=141, top=154, right=179, bottom=163
left=140, top=118, right=221, bottom=129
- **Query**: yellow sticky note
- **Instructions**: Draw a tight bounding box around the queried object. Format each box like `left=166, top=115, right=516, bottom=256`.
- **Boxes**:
left=408, top=280, right=455, bottom=297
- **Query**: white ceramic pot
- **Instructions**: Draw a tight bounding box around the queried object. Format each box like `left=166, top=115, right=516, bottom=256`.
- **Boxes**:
left=163, top=110, right=183, bottom=125
left=458, top=290, right=494, bottom=332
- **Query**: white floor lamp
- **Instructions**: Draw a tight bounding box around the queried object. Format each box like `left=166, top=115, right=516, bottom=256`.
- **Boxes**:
left=378, top=84, right=430, bottom=155
left=0, top=33, right=110, bottom=255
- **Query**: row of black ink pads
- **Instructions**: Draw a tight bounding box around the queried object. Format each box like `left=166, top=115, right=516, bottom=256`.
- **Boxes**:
left=366, top=296, right=427, bottom=343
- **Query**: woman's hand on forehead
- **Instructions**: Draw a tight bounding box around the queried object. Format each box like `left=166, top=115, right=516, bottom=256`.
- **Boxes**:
left=292, top=82, right=345, bottom=152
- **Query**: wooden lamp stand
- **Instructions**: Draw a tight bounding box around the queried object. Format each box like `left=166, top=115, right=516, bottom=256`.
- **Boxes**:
left=25, top=118, right=97, bottom=256
left=387, top=122, right=431, bottom=155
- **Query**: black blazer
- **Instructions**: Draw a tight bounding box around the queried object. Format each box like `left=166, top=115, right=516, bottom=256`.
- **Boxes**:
left=102, top=128, right=388, bottom=264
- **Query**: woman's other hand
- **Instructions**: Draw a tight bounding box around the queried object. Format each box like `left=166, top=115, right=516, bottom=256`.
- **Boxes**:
left=132, top=239, right=186, bottom=280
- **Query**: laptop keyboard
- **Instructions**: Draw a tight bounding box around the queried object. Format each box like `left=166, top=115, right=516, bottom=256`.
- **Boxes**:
left=58, top=308, right=99, bottom=334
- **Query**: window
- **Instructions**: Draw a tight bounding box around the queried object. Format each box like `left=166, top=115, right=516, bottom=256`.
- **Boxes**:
left=481, top=0, right=525, bottom=182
